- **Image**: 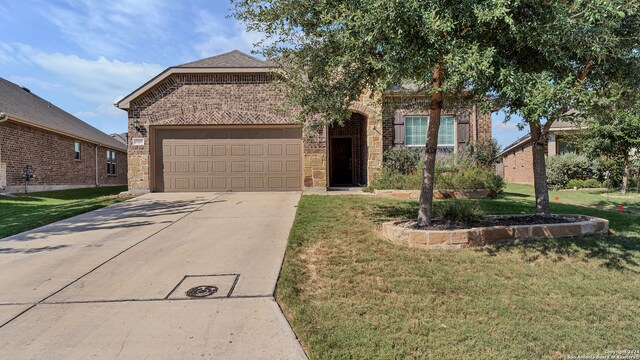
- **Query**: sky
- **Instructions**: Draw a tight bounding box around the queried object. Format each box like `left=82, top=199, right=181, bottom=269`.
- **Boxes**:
left=0, top=0, right=527, bottom=148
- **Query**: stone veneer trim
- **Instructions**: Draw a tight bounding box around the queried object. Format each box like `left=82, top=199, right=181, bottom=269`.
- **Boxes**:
left=382, top=215, right=609, bottom=250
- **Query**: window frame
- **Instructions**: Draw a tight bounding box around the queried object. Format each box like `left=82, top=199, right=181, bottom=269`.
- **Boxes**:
left=74, top=142, right=81, bottom=160
left=106, top=150, right=117, bottom=176
left=403, top=115, right=456, bottom=149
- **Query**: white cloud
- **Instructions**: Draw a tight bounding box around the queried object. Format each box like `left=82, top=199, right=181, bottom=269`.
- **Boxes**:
left=7, top=76, right=62, bottom=90
left=1, top=42, right=162, bottom=124
left=492, top=119, right=519, bottom=131
left=194, top=10, right=267, bottom=57
left=38, top=0, right=171, bottom=57
left=14, top=44, right=163, bottom=104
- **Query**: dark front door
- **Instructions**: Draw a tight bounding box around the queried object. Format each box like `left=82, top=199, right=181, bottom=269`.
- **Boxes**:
left=331, top=137, right=353, bottom=185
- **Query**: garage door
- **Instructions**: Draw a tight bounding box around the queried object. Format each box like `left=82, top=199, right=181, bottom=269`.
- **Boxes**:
left=155, top=127, right=302, bottom=192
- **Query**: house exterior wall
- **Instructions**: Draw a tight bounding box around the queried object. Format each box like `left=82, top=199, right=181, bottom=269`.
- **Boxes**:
left=125, top=73, right=492, bottom=191
left=127, top=73, right=295, bottom=191
left=0, top=121, right=127, bottom=193
left=381, top=95, right=492, bottom=153
left=501, top=142, right=534, bottom=184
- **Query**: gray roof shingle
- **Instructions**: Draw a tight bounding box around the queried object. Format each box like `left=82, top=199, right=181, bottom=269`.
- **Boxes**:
left=176, top=50, right=275, bottom=68
left=0, top=77, right=127, bottom=152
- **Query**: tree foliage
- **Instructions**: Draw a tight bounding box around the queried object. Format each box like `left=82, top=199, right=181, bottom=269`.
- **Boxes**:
left=232, top=0, right=640, bottom=218
left=576, top=86, right=640, bottom=193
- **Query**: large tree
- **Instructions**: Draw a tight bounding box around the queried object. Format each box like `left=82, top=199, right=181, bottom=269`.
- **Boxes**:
left=232, top=0, right=640, bottom=223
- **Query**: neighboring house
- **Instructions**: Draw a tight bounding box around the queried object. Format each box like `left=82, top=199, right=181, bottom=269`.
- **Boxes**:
left=498, top=120, right=581, bottom=183
left=116, top=50, right=492, bottom=193
left=0, top=77, right=127, bottom=193
left=110, top=132, right=128, bottom=146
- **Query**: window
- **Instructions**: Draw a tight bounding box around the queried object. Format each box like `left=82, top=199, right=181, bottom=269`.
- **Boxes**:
left=405, top=116, right=428, bottom=146
left=404, top=115, right=455, bottom=148
left=106, top=151, right=117, bottom=175
left=74, top=142, right=81, bottom=160
left=557, top=136, right=577, bottom=155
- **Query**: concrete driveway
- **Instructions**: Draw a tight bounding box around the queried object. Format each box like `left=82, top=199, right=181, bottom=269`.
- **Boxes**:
left=0, top=192, right=307, bottom=359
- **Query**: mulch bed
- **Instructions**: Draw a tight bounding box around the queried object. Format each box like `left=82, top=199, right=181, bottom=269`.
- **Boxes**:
left=400, top=214, right=590, bottom=231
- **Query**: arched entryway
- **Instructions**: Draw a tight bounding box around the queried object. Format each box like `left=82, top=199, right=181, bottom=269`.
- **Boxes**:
left=328, top=112, right=368, bottom=186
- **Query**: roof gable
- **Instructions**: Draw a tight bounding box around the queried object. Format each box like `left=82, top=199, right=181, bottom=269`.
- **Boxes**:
left=177, top=50, right=275, bottom=68
left=0, top=77, right=127, bottom=152
left=117, top=50, right=278, bottom=110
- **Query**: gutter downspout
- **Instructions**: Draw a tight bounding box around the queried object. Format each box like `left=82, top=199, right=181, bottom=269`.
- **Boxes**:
left=0, top=112, right=7, bottom=191
left=95, top=144, right=101, bottom=187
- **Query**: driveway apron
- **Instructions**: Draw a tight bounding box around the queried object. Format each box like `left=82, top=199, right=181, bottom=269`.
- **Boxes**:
left=0, top=192, right=306, bottom=359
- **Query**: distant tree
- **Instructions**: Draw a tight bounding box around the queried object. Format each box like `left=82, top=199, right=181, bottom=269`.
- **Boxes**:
left=577, top=88, right=640, bottom=194
left=462, top=139, right=500, bottom=168
left=232, top=0, right=640, bottom=223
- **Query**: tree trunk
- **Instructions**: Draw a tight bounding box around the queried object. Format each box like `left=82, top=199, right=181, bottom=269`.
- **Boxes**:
left=417, top=63, right=444, bottom=226
left=621, top=153, right=629, bottom=195
left=529, top=121, right=551, bottom=215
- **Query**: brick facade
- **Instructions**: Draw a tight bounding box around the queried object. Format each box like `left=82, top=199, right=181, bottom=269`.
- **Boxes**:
left=127, top=73, right=295, bottom=191
left=124, top=72, right=492, bottom=191
left=0, top=121, right=127, bottom=193
left=501, top=141, right=534, bottom=184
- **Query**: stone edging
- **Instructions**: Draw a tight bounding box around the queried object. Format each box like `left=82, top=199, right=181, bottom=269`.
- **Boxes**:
left=381, top=215, right=609, bottom=249
left=374, top=189, right=497, bottom=200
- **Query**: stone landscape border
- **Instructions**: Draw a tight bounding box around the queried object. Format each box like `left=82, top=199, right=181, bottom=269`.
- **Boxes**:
left=374, top=189, right=497, bottom=200
left=382, top=215, right=609, bottom=249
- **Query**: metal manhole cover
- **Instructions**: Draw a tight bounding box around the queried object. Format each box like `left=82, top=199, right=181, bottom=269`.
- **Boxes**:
left=186, top=285, right=218, bottom=298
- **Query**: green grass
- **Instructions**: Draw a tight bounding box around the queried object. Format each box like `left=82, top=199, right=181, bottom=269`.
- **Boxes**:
left=507, top=183, right=640, bottom=216
left=0, top=186, right=130, bottom=239
left=276, top=184, right=640, bottom=359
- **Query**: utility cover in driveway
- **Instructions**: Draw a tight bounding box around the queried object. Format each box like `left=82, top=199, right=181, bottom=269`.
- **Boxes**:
left=156, top=127, right=302, bottom=192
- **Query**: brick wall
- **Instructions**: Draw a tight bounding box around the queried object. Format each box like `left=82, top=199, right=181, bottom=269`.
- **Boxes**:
left=127, top=73, right=297, bottom=191
left=502, top=141, right=534, bottom=184
left=380, top=96, right=491, bottom=153
left=0, top=121, right=127, bottom=193
left=124, top=71, right=492, bottom=190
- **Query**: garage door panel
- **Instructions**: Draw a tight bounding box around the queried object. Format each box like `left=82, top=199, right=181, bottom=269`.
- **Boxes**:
left=194, top=178, right=209, bottom=189
left=174, top=178, right=190, bottom=190
left=194, top=145, right=209, bottom=156
left=286, top=144, right=300, bottom=155
left=212, top=178, right=227, bottom=189
left=156, top=128, right=302, bottom=192
left=212, top=146, right=226, bottom=156
left=286, top=160, right=300, bottom=172
left=249, top=178, right=264, bottom=188
left=286, top=177, right=301, bottom=189
left=175, top=145, right=189, bottom=156
left=175, top=162, right=190, bottom=173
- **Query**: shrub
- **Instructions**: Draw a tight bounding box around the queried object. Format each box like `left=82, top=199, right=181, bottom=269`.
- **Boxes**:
left=602, top=179, right=614, bottom=189
left=434, top=202, right=486, bottom=226
left=382, top=147, right=422, bottom=174
left=547, top=153, right=596, bottom=188
left=367, top=168, right=423, bottom=191
left=461, top=139, right=500, bottom=168
left=369, top=159, right=505, bottom=193
left=583, top=179, right=602, bottom=188
left=566, top=179, right=585, bottom=189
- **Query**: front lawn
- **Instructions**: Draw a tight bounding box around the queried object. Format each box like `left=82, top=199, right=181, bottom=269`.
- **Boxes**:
left=507, top=183, right=640, bottom=216
left=0, top=186, right=130, bottom=239
left=277, top=184, right=640, bottom=359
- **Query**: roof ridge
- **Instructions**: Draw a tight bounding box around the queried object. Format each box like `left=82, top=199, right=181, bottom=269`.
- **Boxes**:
left=175, top=49, right=272, bottom=68
left=0, top=76, right=127, bottom=152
